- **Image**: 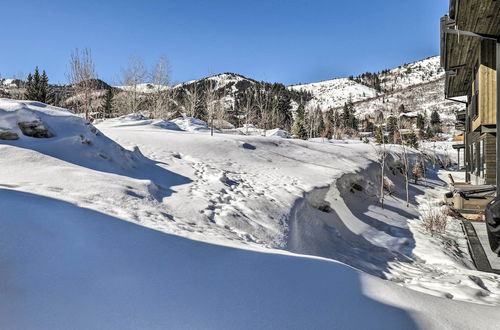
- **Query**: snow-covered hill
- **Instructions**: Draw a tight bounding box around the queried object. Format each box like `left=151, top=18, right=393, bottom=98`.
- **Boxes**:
left=378, top=56, right=444, bottom=91
left=288, top=56, right=458, bottom=125
left=288, top=78, right=377, bottom=110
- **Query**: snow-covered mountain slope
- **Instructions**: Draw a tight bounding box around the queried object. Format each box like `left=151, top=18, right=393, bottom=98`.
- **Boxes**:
left=2, top=100, right=499, bottom=328
left=289, top=78, right=378, bottom=109
left=354, top=78, right=461, bottom=124
left=378, top=56, right=444, bottom=91
left=288, top=56, right=457, bottom=124
left=114, top=83, right=170, bottom=93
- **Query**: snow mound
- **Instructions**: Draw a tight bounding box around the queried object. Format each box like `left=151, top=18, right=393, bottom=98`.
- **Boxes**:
left=102, top=113, right=183, bottom=131
left=0, top=99, right=142, bottom=172
left=171, top=117, right=214, bottom=132
left=266, top=128, right=289, bottom=138
left=234, top=124, right=290, bottom=138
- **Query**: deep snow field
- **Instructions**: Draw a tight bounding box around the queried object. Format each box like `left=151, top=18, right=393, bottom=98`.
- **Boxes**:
left=1, top=99, right=500, bottom=329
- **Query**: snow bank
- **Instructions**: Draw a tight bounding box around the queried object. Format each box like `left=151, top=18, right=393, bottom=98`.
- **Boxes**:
left=2, top=188, right=500, bottom=329
left=171, top=117, right=215, bottom=132
left=0, top=99, right=142, bottom=172
left=232, top=124, right=290, bottom=138
left=103, top=114, right=218, bottom=134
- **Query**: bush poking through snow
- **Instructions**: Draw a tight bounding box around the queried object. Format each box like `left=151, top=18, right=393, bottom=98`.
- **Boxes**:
left=421, top=207, right=448, bottom=236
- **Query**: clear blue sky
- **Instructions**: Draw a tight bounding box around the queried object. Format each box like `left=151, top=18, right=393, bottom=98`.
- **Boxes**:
left=0, top=0, right=447, bottom=85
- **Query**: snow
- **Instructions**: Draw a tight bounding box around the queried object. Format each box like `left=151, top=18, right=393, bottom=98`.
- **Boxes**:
left=1, top=78, right=20, bottom=88
left=6, top=188, right=500, bottom=330
left=287, top=57, right=459, bottom=129
left=114, top=83, right=170, bottom=93
left=2, top=99, right=500, bottom=328
left=289, top=77, right=378, bottom=109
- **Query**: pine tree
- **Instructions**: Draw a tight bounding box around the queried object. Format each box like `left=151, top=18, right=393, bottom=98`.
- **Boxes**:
left=39, top=70, right=51, bottom=103
left=424, top=125, right=434, bottom=139
left=24, top=67, right=51, bottom=103
left=430, top=110, right=441, bottom=126
left=406, top=133, right=419, bottom=149
left=32, top=67, right=41, bottom=99
left=292, top=104, right=307, bottom=140
left=276, top=93, right=293, bottom=131
left=374, top=126, right=387, bottom=144
left=25, top=73, right=36, bottom=100
left=324, top=109, right=335, bottom=139
left=416, top=113, right=425, bottom=130
left=316, top=108, right=325, bottom=138
left=386, top=116, right=398, bottom=143
left=102, top=87, right=114, bottom=118
left=342, top=102, right=349, bottom=128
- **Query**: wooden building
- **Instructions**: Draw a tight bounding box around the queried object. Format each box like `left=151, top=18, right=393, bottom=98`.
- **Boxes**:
left=441, top=0, right=500, bottom=186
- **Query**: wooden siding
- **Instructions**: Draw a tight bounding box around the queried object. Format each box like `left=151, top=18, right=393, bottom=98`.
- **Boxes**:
left=483, top=133, right=496, bottom=185
left=472, top=64, right=497, bottom=130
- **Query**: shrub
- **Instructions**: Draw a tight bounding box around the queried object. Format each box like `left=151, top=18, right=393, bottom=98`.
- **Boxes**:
left=412, top=160, right=424, bottom=184
left=421, top=207, right=448, bottom=236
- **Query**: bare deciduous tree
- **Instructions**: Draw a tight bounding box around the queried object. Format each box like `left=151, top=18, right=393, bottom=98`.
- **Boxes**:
left=205, top=79, right=219, bottom=136
left=254, top=86, right=272, bottom=136
left=121, top=56, right=147, bottom=114
left=184, top=83, right=202, bottom=118
left=397, top=119, right=412, bottom=207
left=373, top=116, right=391, bottom=208
left=149, top=56, right=171, bottom=118
left=240, top=87, right=256, bottom=134
left=67, top=48, right=98, bottom=120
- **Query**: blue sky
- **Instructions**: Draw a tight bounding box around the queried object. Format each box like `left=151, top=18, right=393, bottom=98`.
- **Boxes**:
left=0, top=0, right=447, bottom=85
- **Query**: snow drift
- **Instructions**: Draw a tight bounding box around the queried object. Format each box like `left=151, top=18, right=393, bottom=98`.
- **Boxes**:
left=2, top=99, right=500, bottom=328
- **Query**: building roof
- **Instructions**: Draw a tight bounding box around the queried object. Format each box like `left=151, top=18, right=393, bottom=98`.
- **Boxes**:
left=441, top=0, right=500, bottom=97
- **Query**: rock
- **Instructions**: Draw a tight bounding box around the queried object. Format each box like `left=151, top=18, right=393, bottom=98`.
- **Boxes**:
left=18, top=120, right=53, bottom=138
left=0, top=131, right=19, bottom=140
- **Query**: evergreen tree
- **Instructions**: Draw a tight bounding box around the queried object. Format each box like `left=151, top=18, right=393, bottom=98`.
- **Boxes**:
left=430, top=110, right=441, bottom=126
left=374, top=126, right=387, bottom=144
left=386, top=116, right=398, bottom=143
left=24, top=67, right=51, bottom=103
left=424, top=125, right=434, bottom=139
left=292, top=103, right=307, bottom=140
left=25, top=73, right=36, bottom=100
left=342, top=95, right=358, bottom=130
left=348, top=112, right=358, bottom=130
left=406, top=133, right=419, bottom=149
left=430, top=109, right=442, bottom=134
left=102, top=87, right=114, bottom=118
left=276, top=93, right=293, bottom=131
left=39, top=70, right=51, bottom=103
left=416, top=113, right=425, bottom=130
left=324, top=109, right=335, bottom=139
left=316, top=108, right=325, bottom=138
left=342, top=102, right=350, bottom=128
